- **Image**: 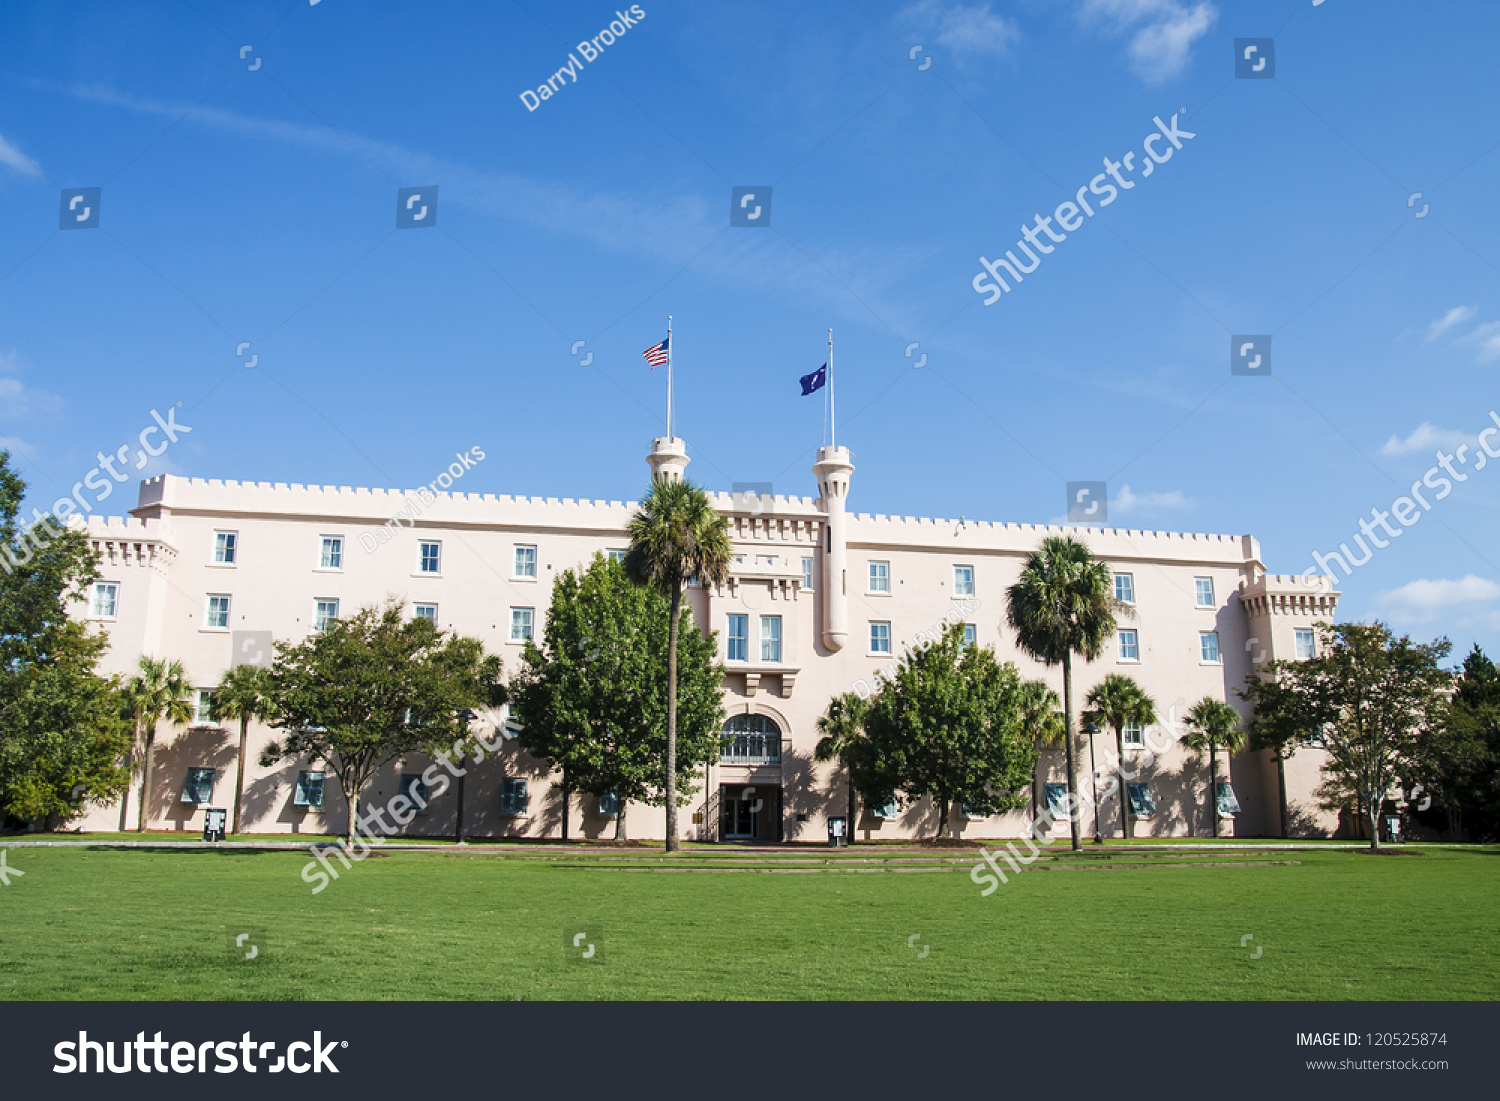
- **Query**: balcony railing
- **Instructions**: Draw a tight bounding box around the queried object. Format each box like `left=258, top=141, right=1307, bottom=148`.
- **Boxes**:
left=719, top=732, right=782, bottom=765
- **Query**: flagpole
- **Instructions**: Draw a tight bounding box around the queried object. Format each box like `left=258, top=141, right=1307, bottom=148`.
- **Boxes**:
left=828, top=328, right=836, bottom=449
left=666, top=315, right=674, bottom=440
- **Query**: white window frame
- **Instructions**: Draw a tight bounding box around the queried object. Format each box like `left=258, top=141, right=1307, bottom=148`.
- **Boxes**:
left=726, top=613, right=748, bottom=662
left=90, top=581, right=119, bottom=620
left=510, top=607, right=535, bottom=643
left=1118, top=628, right=1139, bottom=662
left=513, top=544, right=538, bottom=579
left=870, top=621, right=892, bottom=655
left=1114, top=572, right=1135, bottom=605
left=1194, top=576, right=1215, bottom=608
left=319, top=535, right=344, bottom=571
left=499, top=777, right=530, bottom=817
left=1200, top=631, right=1221, bottom=664
left=1123, top=720, right=1145, bottom=748
left=868, top=560, right=890, bottom=594
left=760, top=615, right=782, bottom=663
left=1294, top=628, right=1316, bottom=661
left=963, top=623, right=977, bottom=648
left=313, top=598, right=339, bottom=633
left=194, top=689, right=216, bottom=726
left=204, top=593, right=231, bottom=630
left=181, top=767, right=217, bottom=806
left=212, top=530, right=238, bottom=566
left=606, top=548, right=627, bottom=564
left=418, top=540, right=442, bottom=575
left=413, top=603, right=438, bottom=623
left=801, top=557, right=814, bottom=591
left=294, top=770, right=326, bottom=809
left=953, top=565, right=975, bottom=597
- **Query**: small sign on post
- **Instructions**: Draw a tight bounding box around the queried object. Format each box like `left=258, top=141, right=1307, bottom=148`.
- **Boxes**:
left=827, top=816, right=847, bottom=848
left=203, top=808, right=227, bottom=843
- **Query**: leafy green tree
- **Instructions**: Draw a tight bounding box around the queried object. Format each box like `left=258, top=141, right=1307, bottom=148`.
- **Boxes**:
left=1182, top=697, right=1245, bottom=839
left=860, top=623, right=1037, bottom=839
left=814, top=691, right=870, bottom=838
left=1006, top=535, right=1119, bottom=850
left=1084, top=673, right=1158, bottom=839
left=261, top=600, right=503, bottom=841
left=511, top=553, right=725, bottom=840
left=1405, top=644, right=1497, bottom=839
left=625, top=479, right=733, bottom=851
left=1016, top=678, right=1064, bottom=834
left=122, top=657, right=195, bottom=833
left=1241, top=664, right=1320, bottom=838
left=212, top=664, right=278, bottom=836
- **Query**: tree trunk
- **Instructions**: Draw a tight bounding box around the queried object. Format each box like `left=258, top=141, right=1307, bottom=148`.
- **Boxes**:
left=1062, top=655, right=1081, bottom=851
left=232, top=715, right=249, bottom=836
left=1031, top=747, right=1041, bottom=838
left=1366, top=794, right=1380, bottom=852
left=1276, top=754, right=1289, bottom=838
left=560, top=769, right=568, bottom=842
left=665, top=586, right=682, bottom=852
left=1209, top=745, right=1220, bottom=839
left=937, top=795, right=949, bottom=840
left=345, top=782, right=359, bottom=843
left=846, top=770, right=856, bottom=846
left=136, top=724, right=157, bottom=833
left=614, top=800, right=627, bottom=841
left=1116, top=726, right=1132, bottom=839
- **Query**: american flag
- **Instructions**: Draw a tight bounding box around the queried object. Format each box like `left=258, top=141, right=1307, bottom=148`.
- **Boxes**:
left=641, top=335, right=670, bottom=369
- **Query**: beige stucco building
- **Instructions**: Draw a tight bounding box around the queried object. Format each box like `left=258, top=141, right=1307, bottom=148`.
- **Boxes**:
left=69, top=435, right=1342, bottom=843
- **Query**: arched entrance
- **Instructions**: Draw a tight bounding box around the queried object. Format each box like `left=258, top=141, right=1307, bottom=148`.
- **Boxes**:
left=718, top=713, right=783, bottom=842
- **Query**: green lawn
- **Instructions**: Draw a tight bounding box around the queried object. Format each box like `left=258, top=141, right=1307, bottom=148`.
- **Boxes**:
left=1, top=844, right=1495, bottom=1000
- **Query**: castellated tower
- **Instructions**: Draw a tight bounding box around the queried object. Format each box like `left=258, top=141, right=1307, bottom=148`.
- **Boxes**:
left=811, top=444, right=854, bottom=652
left=645, top=436, right=690, bottom=484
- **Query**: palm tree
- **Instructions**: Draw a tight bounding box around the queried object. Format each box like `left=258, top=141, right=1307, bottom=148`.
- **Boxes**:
left=814, top=691, right=869, bottom=841
left=211, top=664, right=277, bottom=836
left=1016, top=678, right=1064, bottom=837
left=625, top=478, right=733, bottom=852
left=123, top=656, right=194, bottom=833
left=1006, top=535, right=1119, bottom=851
left=1182, top=697, right=1245, bottom=838
left=1083, top=673, right=1159, bottom=839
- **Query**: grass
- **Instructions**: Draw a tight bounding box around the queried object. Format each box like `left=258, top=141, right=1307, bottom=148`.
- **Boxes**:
left=0, top=843, right=1495, bottom=1000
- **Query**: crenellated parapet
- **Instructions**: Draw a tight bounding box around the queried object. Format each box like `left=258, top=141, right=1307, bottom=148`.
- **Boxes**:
left=85, top=515, right=177, bottom=575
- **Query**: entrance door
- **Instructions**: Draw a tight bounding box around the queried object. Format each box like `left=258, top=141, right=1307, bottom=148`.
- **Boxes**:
left=721, top=790, right=758, bottom=840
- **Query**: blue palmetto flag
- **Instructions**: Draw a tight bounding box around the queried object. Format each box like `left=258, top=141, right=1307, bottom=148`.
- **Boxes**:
left=800, top=363, right=827, bottom=395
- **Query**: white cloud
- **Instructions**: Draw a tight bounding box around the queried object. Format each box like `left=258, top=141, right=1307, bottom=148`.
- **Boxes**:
left=1380, top=422, right=1469, bottom=456
left=0, top=132, right=40, bottom=177
left=0, top=436, right=36, bottom=460
left=1461, top=321, right=1500, bottom=363
left=1113, top=483, right=1192, bottom=514
left=1376, top=576, right=1500, bottom=620
left=897, top=1, right=1020, bottom=57
left=1426, top=305, right=1474, bottom=341
left=1078, top=0, right=1217, bottom=84
left=0, top=350, right=63, bottom=419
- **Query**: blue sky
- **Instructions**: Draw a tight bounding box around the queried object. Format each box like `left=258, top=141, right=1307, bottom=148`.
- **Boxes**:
left=2, top=0, right=1499, bottom=659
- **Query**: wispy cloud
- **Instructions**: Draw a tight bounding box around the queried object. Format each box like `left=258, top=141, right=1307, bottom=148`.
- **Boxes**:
left=0, top=436, right=37, bottom=460
left=1426, top=305, right=1474, bottom=341
left=1380, top=421, right=1469, bottom=456
left=1460, top=320, right=1500, bottom=363
left=1113, top=483, right=1192, bottom=514
left=1376, top=575, right=1500, bottom=620
left=1078, top=0, right=1217, bottom=84
left=0, top=350, right=63, bottom=419
left=0, top=132, right=41, bottom=177
left=896, top=1, right=1020, bottom=58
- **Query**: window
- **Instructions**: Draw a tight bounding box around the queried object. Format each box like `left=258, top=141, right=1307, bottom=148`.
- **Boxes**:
left=1123, top=720, right=1145, bottom=748
left=500, top=778, right=529, bottom=816
left=719, top=714, right=782, bottom=764
left=1194, top=577, right=1215, bottom=607
left=870, top=621, right=891, bottom=654
left=514, top=545, right=537, bottom=578
left=205, top=594, right=230, bottom=629
left=194, top=689, right=216, bottom=725
left=1044, top=783, right=1070, bottom=816
left=320, top=536, right=344, bottom=569
left=872, top=798, right=898, bottom=820
left=1126, top=783, right=1157, bottom=817
left=181, top=768, right=216, bottom=805
left=213, top=531, right=237, bottom=565
left=607, top=549, right=627, bottom=564
left=801, top=557, right=814, bottom=591
left=760, top=615, right=782, bottom=663
left=1118, top=629, right=1139, bottom=661
left=1216, top=782, right=1241, bottom=816
left=962, top=802, right=987, bottom=819
left=313, top=599, right=339, bottom=633
left=413, top=603, right=438, bottom=623
left=1295, top=628, right=1315, bottom=660
left=1306, top=724, right=1326, bottom=749
left=399, top=774, right=429, bottom=814
left=726, top=614, right=748, bottom=662
left=1200, top=631, right=1221, bottom=663
left=953, top=565, right=975, bottom=597
left=294, top=771, right=326, bottom=808
left=510, top=608, right=535, bottom=642
left=598, top=791, right=619, bottom=818
left=963, top=624, right=977, bottom=648
left=868, top=560, right=890, bottom=593
left=419, top=540, right=442, bottom=574
left=90, top=581, right=118, bottom=619
left=1114, top=573, right=1135, bottom=604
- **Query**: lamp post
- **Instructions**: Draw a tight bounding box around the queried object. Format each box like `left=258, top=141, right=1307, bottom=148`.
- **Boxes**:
left=1084, top=721, right=1103, bottom=845
left=455, top=709, right=478, bottom=844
